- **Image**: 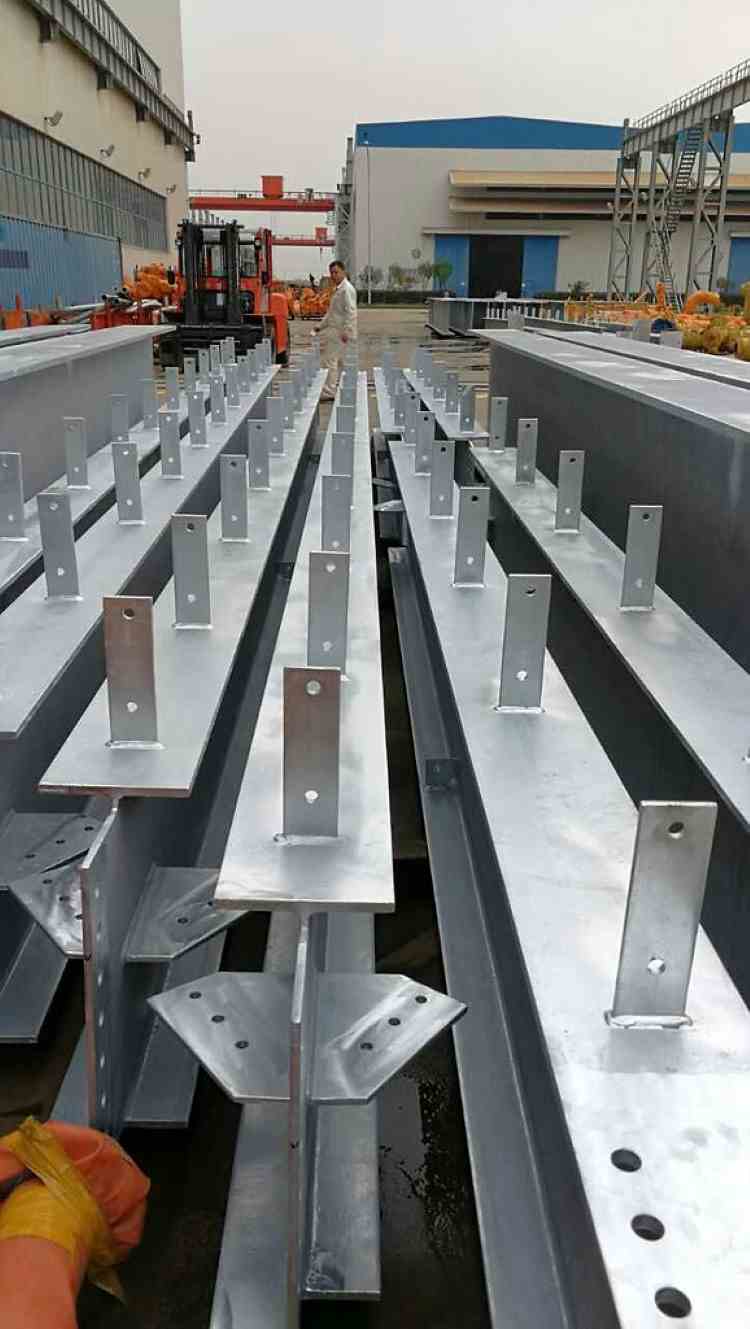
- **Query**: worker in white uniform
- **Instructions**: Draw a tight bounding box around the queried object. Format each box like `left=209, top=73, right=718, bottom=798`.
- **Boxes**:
left=316, top=259, right=357, bottom=400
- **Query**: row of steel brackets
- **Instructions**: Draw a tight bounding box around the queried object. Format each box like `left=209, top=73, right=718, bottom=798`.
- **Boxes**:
left=0, top=338, right=277, bottom=1041
left=385, top=359, right=665, bottom=610
left=144, top=359, right=464, bottom=1324
left=0, top=337, right=274, bottom=544
left=15, top=351, right=464, bottom=1323
left=379, top=357, right=717, bottom=1027
left=384, top=346, right=480, bottom=434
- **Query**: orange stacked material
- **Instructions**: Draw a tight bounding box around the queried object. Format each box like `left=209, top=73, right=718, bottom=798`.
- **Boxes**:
left=682, top=290, right=722, bottom=316
left=299, top=286, right=331, bottom=319
left=677, top=310, right=746, bottom=354
left=124, top=264, right=179, bottom=303
left=0, top=1117, right=149, bottom=1329
left=564, top=298, right=670, bottom=326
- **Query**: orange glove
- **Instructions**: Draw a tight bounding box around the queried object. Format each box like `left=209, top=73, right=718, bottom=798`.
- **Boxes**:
left=0, top=1118, right=149, bottom=1329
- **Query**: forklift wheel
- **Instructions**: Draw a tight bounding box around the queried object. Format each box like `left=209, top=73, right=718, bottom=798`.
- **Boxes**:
left=277, top=346, right=290, bottom=366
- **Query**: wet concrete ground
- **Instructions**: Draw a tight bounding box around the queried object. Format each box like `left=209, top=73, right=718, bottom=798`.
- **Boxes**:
left=3, top=309, right=492, bottom=1328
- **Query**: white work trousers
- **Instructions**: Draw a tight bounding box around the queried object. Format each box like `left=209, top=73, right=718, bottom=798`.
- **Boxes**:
left=322, top=332, right=350, bottom=396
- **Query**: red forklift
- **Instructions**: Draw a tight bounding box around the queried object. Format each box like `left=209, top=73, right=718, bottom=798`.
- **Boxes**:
left=160, top=220, right=289, bottom=366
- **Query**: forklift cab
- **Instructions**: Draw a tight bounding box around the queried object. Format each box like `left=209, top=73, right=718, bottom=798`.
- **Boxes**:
left=162, top=219, right=288, bottom=367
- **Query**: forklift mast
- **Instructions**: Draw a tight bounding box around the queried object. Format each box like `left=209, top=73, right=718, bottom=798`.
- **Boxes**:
left=162, top=218, right=289, bottom=367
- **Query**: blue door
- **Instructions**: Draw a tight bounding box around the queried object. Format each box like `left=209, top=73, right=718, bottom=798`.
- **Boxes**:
left=521, top=236, right=559, bottom=296
left=434, top=234, right=469, bottom=295
left=728, top=237, right=750, bottom=292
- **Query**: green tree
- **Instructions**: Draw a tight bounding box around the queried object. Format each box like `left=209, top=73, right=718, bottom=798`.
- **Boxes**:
left=388, top=263, right=406, bottom=289
left=433, top=260, right=453, bottom=291
left=568, top=279, right=589, bottom=299
left=358, top=265, right=383, bottom=289
left=417, top=261, right=434, bottom=288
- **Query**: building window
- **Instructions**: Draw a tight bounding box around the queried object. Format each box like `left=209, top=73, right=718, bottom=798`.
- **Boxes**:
left=0, top=112, right=168, bottom=251
left=0, top=248, right=29, bottom=269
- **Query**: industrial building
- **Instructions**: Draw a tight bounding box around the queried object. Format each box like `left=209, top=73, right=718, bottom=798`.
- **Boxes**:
left=351, top=113, right=750, bottom=295
left=0, top=0, right=194, bottom=308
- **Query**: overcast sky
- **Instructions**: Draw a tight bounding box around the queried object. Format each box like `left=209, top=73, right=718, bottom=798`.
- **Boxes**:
left=180, top=0, right=750, bottom=277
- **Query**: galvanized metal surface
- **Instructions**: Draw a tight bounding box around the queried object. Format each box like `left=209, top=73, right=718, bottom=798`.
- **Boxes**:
left=611, top=803, right=717, bottom=1027
left=0, top=324, right=165, bottom=385
left=0, top=323, right=88, bottom=349
left=0, top=327, right=166, bottom=500
left=388, top=430, right=750, bottom=1328
left=214, top=374, right=394, bottom=913
left=484, top=328, right=750, bottom=437
left=40, top=372, right=320, bottom=797
left=403, top=368, right=488, bottom=443
left=484, top=328, right=750, bottom=671
left=1, top=366, right=278, bottom=744
left=388, top=543, right=573, bottom=1329
left=472, top=443, right=750, bottom=829
left=534, top=325, right=750, bottom=393
left=48, top=362, right=324, bottom=1132
left=0, top=385, right=206, bottom=607
left=147, top=364, right=449, bottom=1329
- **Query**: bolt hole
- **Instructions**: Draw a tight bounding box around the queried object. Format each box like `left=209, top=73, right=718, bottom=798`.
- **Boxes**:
left=415, top=994, right=428, bottom=1005
left=668, top=821, right=684, bottom=838
left=211, top=1014, right=225, bottom=1024
left=58, top=894, right=69, bottom=903
left=611, top=1148, right=642, bottom=1173
left=388, top=1017, right=401, bottom=1027
left=75, top=913, right=82, bottom=920
left=177, top=916, right=189, bottom=925
left=471, top=495, right=478, bottom=502
left=525, top=587, right=536, bottom=595
left=25, top=853, right=36, bottom=860
left=43, top=877, right=52, bottom=885
left=186, top=521, right=195, bottom=532
left=235, top=1040, right=249, bottom=1049
left=55, top=839, right=65, bottom=845
left=655, top=1288, right=691, bottom=1319
left=84, top=826, right=94, bottom=831
left=122, top=607, right=135, bottom=620
left=189, top=991, right=202, bottom=1000
left=360, top=1042, right=374, bottom=1051
left=643, top=512, right=651, bottom=521
left=632, top=1214, right=665, bottom=1242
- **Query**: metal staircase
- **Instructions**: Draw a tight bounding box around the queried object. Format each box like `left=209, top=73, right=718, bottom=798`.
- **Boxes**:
left=608, top=59, right=750, bottom=300
left=653, top=126, right=704, bottom=306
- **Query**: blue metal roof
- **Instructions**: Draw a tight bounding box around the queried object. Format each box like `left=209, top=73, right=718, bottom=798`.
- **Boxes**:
left=355, top=115, right=750, bottom=152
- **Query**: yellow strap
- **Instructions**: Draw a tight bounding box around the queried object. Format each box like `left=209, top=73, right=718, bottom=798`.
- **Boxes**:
left=0, top=1180, right=79, bottom=1260
left=0, top=1118, right=123, bottom=1301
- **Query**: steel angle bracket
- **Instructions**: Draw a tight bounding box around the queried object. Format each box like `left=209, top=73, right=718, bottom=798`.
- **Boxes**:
left=149, top=913, right=465, bottom=1320
left=0, top=811, right=102, bottom=1040
left=151, top=372, right=425, bottom=1327
left=150, top=925, right=464, bottom=1105
left=58, top=801, right=245, bottom=1135
left=1, top=810, right=102, bottom=964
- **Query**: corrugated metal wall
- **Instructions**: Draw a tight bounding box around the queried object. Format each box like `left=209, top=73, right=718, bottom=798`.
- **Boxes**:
left=0, top=216, right=121, bottom=308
